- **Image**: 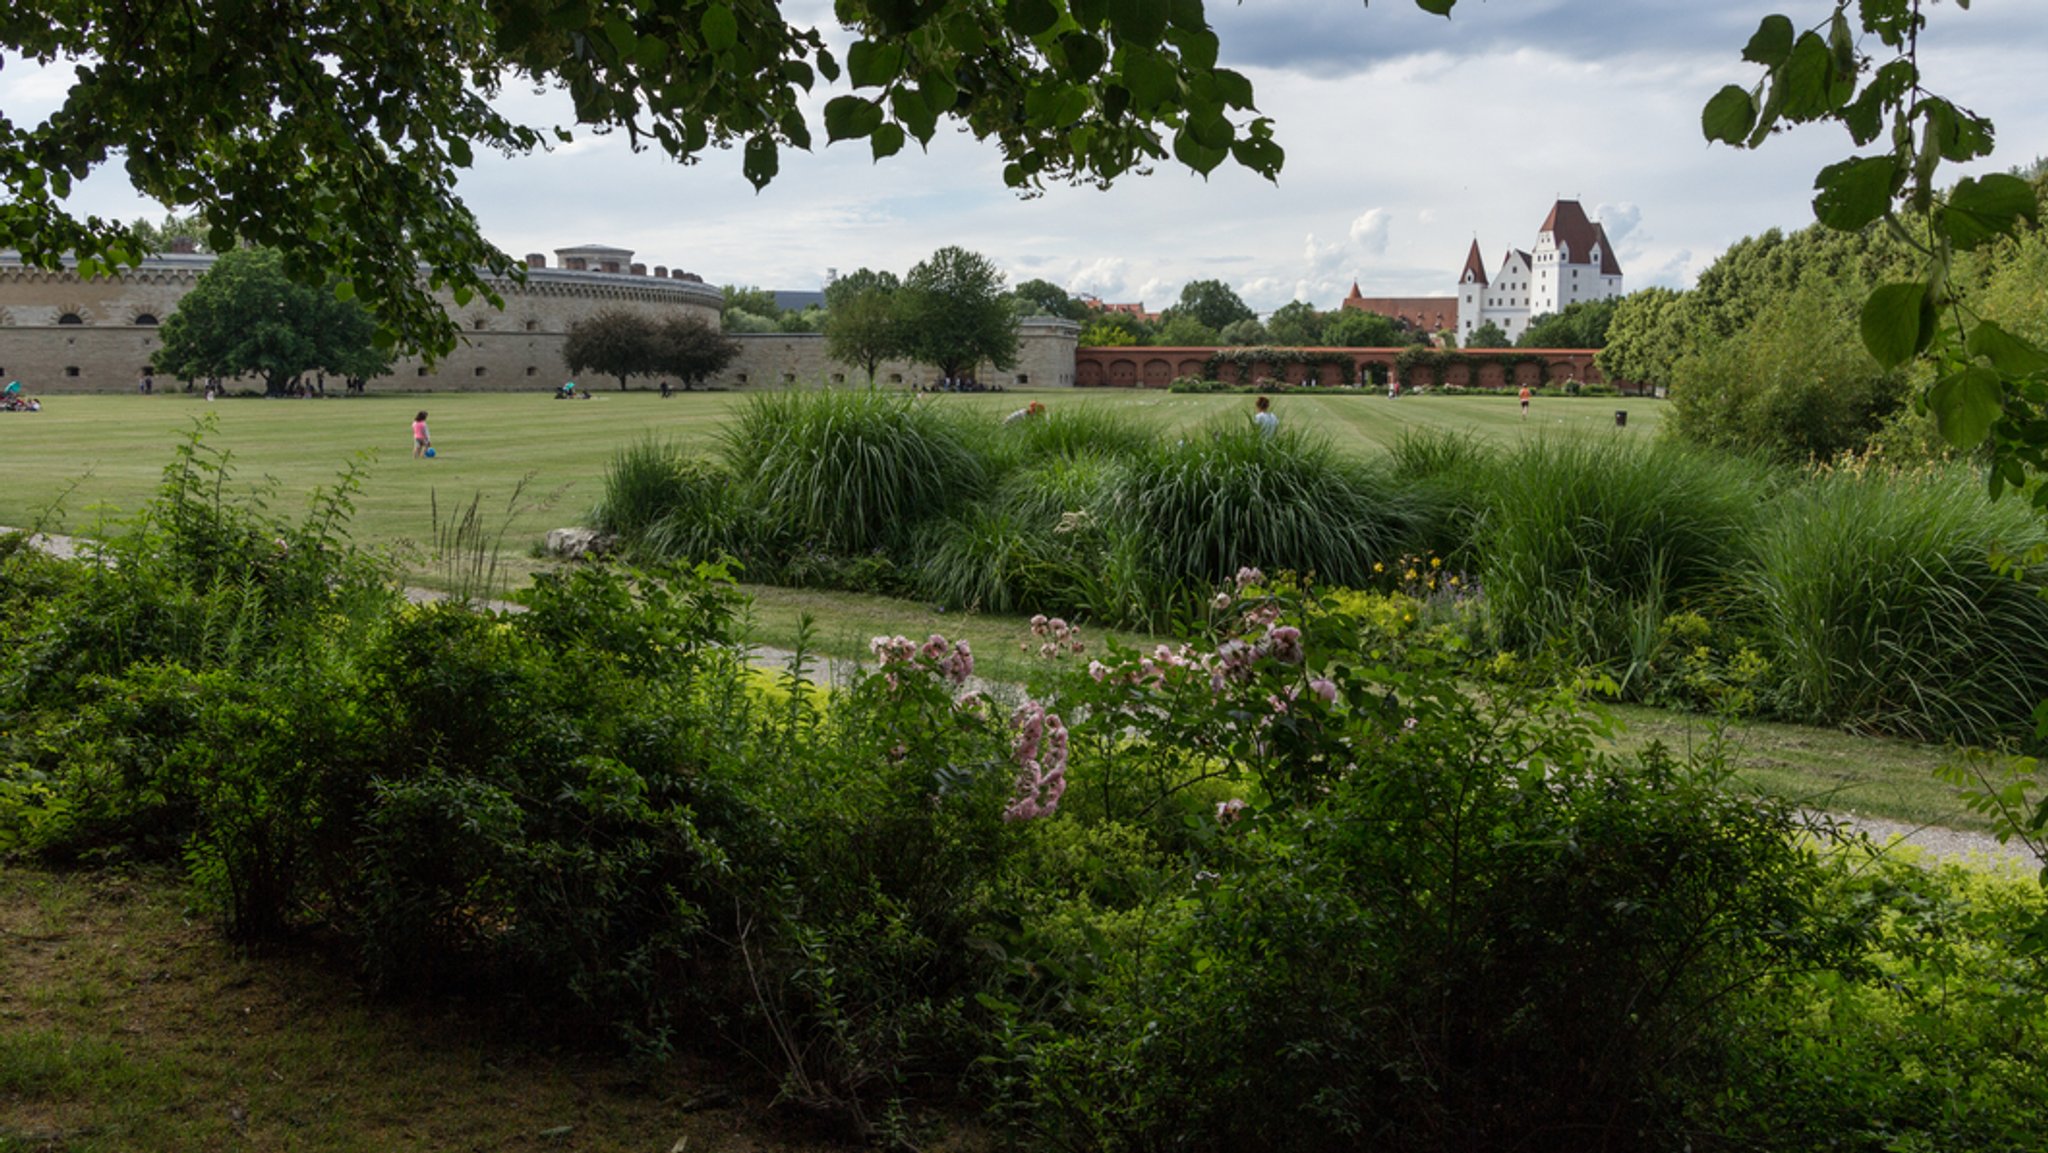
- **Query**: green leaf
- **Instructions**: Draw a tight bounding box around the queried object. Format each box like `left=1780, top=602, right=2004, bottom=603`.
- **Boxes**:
left=847, top=40, right=903, bottom=88
left=891, top=88, right=939, bottom=142
left=1107, top=0, right=1168, bottom=43
left=1173, top=127, right=1227, bottom=175
left=1827, top=10, right=1856, bottom=75
left=870, top=123, right=906, bottom=161
left=1928, top=365, right=2003, bottom=449
left=333, top=280, right=356, bottom=303
left=1059, top=32, right=1108, bottom=80
left=1211, top=67, right=1255, bottom=110
left=1007, top=0, right=1061, bottom=38
left=1779, top=32, right=1835, bottom=119
left=782, top=59, right=816, bottom=91
left=1968, top=320, right=2048, bottom=376
left=447, top=137, right=474, bottom=168
left=1860, top=281, right=1930, bottom=368
left=1811, top=156, right=1894, bottom=230
left=824, top=95, right=885, bottom=141
left=1415, top=0, right=1455, bottom=16
left=743, top=134, right=779, bottom=189
left=1120, top=52, right=1178, bottom=111
left=701, top=5, right=738, bottom=52
left=1742, top=14, right=1795, bottom=65
left=1939, top=173, right=2041, bottom=251
left=1230, top=135, right=1284, bottom=179
left=1701, top=86, right=1757, bottom=146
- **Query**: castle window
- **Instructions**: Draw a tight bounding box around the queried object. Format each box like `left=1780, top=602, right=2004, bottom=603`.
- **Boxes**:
left=473, top=366, right=487, bottom=377
left=830, top=373, right=845, bottom=384
left=737, top=372, right=749, bottom=383
left=888, top=373, right=902, bottom=383
left=782, top=372, right=796, bottom=384
left=524, top=320, right=539, bottom=332
left=58, top=312, right=84, bottom=325
left=65, top=366, right=81, bottom=376
left=472, top=318, right=488, bottom=331
left=133, top=313, right=159, bottom=326
left=526, top=366, right=538, bottom=376
left=1016, top=373, right=1030, bottom=384
left=417, top=366, right=430, bottom=376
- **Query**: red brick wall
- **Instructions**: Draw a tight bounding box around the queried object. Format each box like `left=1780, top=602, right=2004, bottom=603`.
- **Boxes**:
left=1072, top=346, right=1626, bottom=390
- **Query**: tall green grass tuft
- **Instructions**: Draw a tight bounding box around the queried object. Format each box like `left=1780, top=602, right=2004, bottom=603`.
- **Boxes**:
left=1108, top=423, right=1416, bottom=611
left=1013, top=406, right=1154, bottom=463
left=1480, top=437, right=1769, bottom=667
left=723, top=390, right=985, bottom=553
left=592, top=437, right=743, bottom=564
left=1747, top=465, right=2048, bottom=744
left=911, top=452, right=1137, bottom=616
left=1386, top=427, right=1499, bottom=567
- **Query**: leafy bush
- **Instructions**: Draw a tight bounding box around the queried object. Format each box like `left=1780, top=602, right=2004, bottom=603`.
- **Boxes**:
left=1746, top=464, right=2048, bottom=743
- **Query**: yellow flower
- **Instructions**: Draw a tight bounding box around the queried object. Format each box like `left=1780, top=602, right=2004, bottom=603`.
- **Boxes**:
left=1430, top=556, right=1442, bottom=569
left=1405, top=569, right=1418, bottom=581
left=1373, top=562, right=1385, bottom=573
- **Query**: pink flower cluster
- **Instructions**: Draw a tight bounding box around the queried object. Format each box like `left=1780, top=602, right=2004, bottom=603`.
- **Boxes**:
left=869, top=632, right=975, bottom=686
left=1004, top=700, right=1069, bottom=821
left=1235, top=566, right=1266, bottom=589
left=1025, top=614, right=1087, bottom=660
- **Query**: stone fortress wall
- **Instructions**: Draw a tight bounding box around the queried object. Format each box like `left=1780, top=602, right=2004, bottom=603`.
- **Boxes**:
left=0, top=243, right=1078, bottom=394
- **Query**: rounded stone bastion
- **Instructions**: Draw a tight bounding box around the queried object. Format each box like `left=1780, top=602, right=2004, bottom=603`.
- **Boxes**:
left=0, top=243, right=723, bottom=393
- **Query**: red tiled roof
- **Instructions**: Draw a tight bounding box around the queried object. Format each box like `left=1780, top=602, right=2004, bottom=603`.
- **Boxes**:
left=1340, top=295, right=1460, bottom=332
left=1592, top=223, right=1623, bottom=276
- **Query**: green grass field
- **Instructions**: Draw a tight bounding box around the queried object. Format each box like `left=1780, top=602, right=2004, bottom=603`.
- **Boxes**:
left=0, top=389, right=1659, bottom=555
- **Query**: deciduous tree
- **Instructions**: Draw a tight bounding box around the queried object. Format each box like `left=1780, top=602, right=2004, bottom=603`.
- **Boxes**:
left=824, top=268, right=906, bottom=384
left=563, top=309, right=660, bottom=390
left=899, top=246, right=1017, bottom=382
left=155, top=248, right=388, bottom=396
left=1466, top=321, right=1511, bottom=349
left=653, top=314, right=742, bottom=389
left=1168, top=279, right=1256, bottom=332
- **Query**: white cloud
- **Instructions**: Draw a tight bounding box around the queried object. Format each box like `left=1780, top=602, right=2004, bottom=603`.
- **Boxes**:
left=1348, top=208, right=1392, bottom=255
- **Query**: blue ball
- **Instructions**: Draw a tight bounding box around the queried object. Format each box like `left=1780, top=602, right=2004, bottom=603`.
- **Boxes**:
left=424, top=447, right=437, bottom=458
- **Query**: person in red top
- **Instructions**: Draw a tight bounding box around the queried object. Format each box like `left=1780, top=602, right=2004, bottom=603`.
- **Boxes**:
left=1518, top=385, right=1532, bottom=421
left=412, top=411, right=432, bottom=458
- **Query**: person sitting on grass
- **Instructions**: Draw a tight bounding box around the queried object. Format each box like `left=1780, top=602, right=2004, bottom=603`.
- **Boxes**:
left=1004, top=401, right=1046, bottom=425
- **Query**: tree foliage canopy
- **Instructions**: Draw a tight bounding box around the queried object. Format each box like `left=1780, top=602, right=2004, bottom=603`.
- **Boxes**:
left=824, top=268, right=907, bottom=382
left=1167, top=278, right=1256, bottom=332
left=899, top=246, right=1017, bottom=380
left=2, top=0, right=1290, bottom=358
left=155, top=248, right=389, bottom=395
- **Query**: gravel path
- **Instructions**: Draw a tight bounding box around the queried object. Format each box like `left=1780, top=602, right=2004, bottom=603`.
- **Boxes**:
left=8, top=524, right=2043, bottom=873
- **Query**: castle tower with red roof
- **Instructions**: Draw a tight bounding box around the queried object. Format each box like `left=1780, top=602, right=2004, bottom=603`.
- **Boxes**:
left=1455, top=200, right=1622, bottom=342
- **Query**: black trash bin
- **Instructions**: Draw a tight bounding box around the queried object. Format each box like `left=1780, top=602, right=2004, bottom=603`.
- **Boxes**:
left=1615, top=410, right=1628, bottom=428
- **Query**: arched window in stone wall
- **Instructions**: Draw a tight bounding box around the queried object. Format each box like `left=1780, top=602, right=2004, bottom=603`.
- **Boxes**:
left=57, top=312, right=84, bottom=325
left=133, top=313, right=159, bottom=326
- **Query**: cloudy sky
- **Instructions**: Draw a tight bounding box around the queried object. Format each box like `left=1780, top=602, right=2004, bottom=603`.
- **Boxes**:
left=11, top=0, right=2047, bottom=314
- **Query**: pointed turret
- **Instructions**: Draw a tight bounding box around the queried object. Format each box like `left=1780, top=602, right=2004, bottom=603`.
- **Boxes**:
left=1459, top=240, right=1489, bottom=286
left=1346, top=280, right=1363, bottom=300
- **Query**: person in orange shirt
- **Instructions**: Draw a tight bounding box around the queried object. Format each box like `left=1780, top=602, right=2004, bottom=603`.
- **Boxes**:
left=1518, top=384, right=1532, bottom=420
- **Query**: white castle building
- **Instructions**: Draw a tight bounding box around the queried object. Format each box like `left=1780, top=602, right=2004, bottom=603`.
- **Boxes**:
left=1455, top=199, right=1623, bottom=342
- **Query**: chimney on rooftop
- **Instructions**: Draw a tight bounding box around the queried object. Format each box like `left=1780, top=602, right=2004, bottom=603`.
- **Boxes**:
left=526, top=253, right=547, bottom=269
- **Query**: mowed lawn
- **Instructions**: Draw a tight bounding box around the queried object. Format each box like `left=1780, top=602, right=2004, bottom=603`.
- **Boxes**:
left=0, top=388, right=1661, bottom=555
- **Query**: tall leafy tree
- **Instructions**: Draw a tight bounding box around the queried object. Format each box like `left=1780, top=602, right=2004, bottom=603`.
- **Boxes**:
left=1265, top=301, right=1325, bottom=346
left=1154, top=313, right=1220, bottom=346
left=1466, top=321, right=1512, bottom=349
left=652, top=314, right=742, bottom=389
left=899, top=246, right=1017, bottom=381
left=1012, top=278, right=1089, bottom=321
left=1517, top=298, right=1620, bottom=349
left=1323, top=309, right=1413, bottom=348
left=1168, top=279, right=1256, bottom=332
left=563, top=309, right=660, bottom=390
left=1597, top=288, right=1689, bottom=391
left=155, top=247, right=388, bottom=396
left=824, top=268, right=905, bottom=384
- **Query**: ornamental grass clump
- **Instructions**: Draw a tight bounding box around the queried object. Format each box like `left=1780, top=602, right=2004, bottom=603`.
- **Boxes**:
left=592, top=436, right=743, bottom=562
left=1106, top=422, right=1416, bottom=614
left=722, top=389, right=985, bottom=553
left=1747, top=463, right=2048, bottom=744
left=1479, top=436, right=1768, bottom=668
